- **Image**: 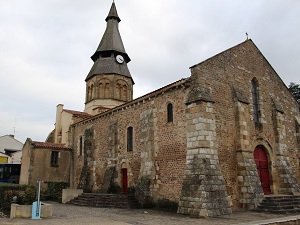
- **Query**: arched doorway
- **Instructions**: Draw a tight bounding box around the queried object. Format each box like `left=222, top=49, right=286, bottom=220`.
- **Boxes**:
left=254, top=146, right=271, bottom=195
left=121, top=168, right=128, bottom=194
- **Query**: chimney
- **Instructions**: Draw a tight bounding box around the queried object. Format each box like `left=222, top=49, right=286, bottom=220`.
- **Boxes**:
left=54, top=104, right=64, bottom=143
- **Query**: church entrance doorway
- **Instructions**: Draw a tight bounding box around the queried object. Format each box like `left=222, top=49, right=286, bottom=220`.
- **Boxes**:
left=254, top=146, right=271, bottom=195
left=121, top=168, right=128, bottom=194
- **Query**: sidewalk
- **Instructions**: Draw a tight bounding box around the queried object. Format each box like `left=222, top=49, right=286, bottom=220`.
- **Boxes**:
left=1, top=201, right=300, bottom=225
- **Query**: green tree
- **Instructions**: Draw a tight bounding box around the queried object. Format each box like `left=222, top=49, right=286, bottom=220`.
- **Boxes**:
left=288, top=82, right=300, bottom=106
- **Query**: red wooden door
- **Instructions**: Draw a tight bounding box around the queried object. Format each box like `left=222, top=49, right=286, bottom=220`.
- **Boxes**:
left=254, top=146, right=271, bottom=195
left=121, top=168, right=128, bottom=194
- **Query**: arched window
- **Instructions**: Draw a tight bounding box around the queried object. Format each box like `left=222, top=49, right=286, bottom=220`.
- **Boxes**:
left=87, top=85, right=93, bottom=102
left=127, top=126, right=133, bottom=152
left=167, top=103, right=173, bottom=123
left=105, top=82, right=110, bottom=98
left=122, top=85, right=127, bottom=101
left=86, top=87, right=90, bottom=102
left=116, top=83, right=121, bottom=99
left=98, top=83, right=104, bottom=98
left=90, top=84, right=94, bottom=100
left=251, top=78, right=260, bottom=123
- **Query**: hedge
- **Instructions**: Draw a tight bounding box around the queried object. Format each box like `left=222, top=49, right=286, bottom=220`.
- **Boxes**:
left=0, top=183, right=27, bottom=210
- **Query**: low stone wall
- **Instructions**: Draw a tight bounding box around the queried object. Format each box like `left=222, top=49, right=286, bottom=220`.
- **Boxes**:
left=62, top=189, right=83, bottom=204
left=10, top=203, right=53, bottom=218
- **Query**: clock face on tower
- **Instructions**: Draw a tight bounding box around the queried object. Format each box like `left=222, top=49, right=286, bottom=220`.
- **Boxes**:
left=116, top=55, right=124, bottom=64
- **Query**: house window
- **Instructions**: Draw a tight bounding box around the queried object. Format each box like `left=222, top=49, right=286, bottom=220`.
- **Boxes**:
left=51, top=151, right=59, bottom=167
left=251, top=78, right=260, bottom=123
left=167, top=103, right=173, bottom=123
left=127, top=127, right=133, bottom=152
left=79, top=136, right=83, bottom=156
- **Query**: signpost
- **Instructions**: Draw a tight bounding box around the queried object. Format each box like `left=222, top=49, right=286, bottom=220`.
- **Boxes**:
left=31, top=179, right=42, bottom=219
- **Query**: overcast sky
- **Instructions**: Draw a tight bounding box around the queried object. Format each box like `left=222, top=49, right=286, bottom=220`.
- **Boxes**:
left=0, top=0, right=299, bottom=144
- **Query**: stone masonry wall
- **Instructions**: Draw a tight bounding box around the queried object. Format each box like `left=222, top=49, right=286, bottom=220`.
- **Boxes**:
left=235, top=100, right=264, bottom=209
left=273, top=109, right=300, bottom=193
left=189, top=39, right=300, bottom=209
left=137, top=108, right=157, bottom=198
left=178, top=100, right=232, bottom=217
left=77, top=127, right=94, bottom=192
left=69, top=39, right=300, bottom=213
left=71, top=81, right=188, bottom=203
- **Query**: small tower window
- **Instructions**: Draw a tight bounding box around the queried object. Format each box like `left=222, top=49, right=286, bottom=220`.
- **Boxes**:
left=251, top=78, right=260, bottom=123
left=90, top=84, right=94, bottom=100
left=87, top=84, right=94, bottom=101
left=99, top=83, right=104, bottom=98
left=122, top=85, right=127, bottom=101
left=167, top=103, right=173, bottom=123
left=127, top=127, right=133, bottom=152
left=50, top=151, right=59, bottom=167
left=116, top=83, right=121, bottom=99
left=105, top=83, right=110, bottom=98
left=79, top=136, right=83, bottom=156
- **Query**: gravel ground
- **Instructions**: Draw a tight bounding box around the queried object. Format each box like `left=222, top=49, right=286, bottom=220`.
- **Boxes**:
left=1, top=202, right=299, bottom=225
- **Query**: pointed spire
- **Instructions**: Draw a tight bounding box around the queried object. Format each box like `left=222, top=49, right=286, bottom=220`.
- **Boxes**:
left=84, top=1, right=134, bottom=114
left=106, top=2, right=121, bottom=22
left=90, top=2, right=129, bottom=62
left=86, top=2, right=133, bottom=82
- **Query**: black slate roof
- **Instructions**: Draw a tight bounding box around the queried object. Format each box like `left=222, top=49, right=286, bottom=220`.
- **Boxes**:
left=87, top=2, right=132, bottom=82
left=106, top=2, right=120, bottom=22
left=86, top=57, right=132, bottom=82
left=91, top=3, right=129, bottom=62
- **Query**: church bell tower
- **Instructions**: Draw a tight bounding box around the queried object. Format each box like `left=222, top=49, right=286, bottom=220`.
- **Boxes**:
left=84, top=2, right=134, bottom=115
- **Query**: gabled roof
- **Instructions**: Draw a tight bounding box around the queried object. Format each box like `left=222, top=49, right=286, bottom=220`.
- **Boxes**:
left=0, top=135, right=23, bottom=153
left=31, top=141, right=71, bottom=150
left=190, top=39, right=298, bottom=105
left=190, top=39, right=274, bottom=73
left=63, top=109, right=91, bottom=117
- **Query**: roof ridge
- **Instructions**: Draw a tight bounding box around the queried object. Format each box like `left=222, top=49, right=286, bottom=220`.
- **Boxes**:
left=63, top=109, right=90, bottom=115
left=32, top=141, right=71, bottom=150
left=72, top=77, right=190, bottom=126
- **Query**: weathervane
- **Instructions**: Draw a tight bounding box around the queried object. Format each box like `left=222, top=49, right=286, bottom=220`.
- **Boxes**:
left=246, top=32, right=249, bottom=40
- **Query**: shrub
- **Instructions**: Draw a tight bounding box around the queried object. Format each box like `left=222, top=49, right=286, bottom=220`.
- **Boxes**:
left=0, top=183, right=48, bottom=212
left=46, top=182, right=69, bottom=201
left=18, top=185, right=47, bottom=205
left=0, top=183, right=27, bottom=210
left=2, top=190, right=24, bottom=210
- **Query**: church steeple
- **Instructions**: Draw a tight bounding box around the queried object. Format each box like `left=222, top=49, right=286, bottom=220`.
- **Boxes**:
left=84, top=2, right=134, bottom=115
left=89, top=2, right=130, bottom=63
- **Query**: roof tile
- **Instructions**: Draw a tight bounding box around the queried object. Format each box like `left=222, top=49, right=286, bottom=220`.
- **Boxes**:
left=32, top=141, right=71, bottom=150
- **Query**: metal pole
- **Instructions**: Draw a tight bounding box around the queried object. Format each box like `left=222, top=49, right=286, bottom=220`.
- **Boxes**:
left=36, top=179, right=41, bottom=217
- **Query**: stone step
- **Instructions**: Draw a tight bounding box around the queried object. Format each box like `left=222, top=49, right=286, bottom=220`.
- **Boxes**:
left=259, top=201, right=300, bottom=206
left=256, top=207, right=300, bottom=214
left=257, top=204, right=295, bottom=210
left=264, top=198, right=300, bottom=202
left=264, top=196, right=300, bottom=200
left=256, top=195, right=300, bottom=214
left=68, top=193, right=141, bottom=209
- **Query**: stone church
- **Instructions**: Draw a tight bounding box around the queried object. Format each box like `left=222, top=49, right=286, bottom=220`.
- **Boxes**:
left=20, top=2, right=300, bottom=218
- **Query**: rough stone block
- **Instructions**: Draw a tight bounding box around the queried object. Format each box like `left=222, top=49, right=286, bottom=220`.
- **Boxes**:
left=199, top=209, right=209, bottom=218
